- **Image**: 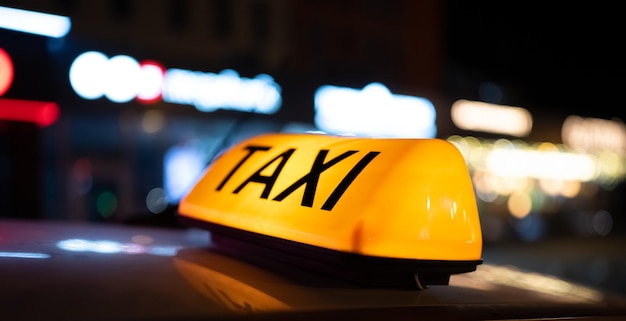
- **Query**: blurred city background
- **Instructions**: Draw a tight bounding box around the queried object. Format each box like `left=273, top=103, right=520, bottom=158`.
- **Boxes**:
left=0, top=1, right=625, bottom=294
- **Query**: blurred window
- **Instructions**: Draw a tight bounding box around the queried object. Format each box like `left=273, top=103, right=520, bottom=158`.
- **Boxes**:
left=111, top=0, right=131, bottom=22
left=169, top=0, right=188, bottom=32
left=251, top=0, right=269, bottom=43
left=212, top=0, right=232, bottom=41
left=54, top=0, right=75, bottom=15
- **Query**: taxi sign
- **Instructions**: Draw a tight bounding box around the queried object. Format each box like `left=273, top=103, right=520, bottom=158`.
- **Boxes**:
left=178, top=133, right=483, bottom=289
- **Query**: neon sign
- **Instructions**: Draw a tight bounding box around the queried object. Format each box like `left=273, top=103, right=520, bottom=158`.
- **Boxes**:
left=0, top=98, right=60, bottom=127
left=163, top=68, right=281, bottom=113
left=562, top=115, right=626, bottom=153
left=69, top=51, right=282, bottom=114
left=0, top=48, right=59, bottom=127
left=0, top=48, right=13, bottom=96
left=314, top=83, right=437, bottom=138
left=451, top=99, right=533, bottom=137
left=0, top=6, right=71, bottom=38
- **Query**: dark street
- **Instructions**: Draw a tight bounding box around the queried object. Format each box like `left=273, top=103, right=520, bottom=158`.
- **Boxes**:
left=484, top=236, right=626, bottom=296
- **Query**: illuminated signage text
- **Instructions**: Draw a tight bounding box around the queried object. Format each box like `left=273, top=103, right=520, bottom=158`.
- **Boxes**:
left=69, top=51, right=282, bottom=114
left=314, top=82, right=437, bottom=138
left=216, top=145, right=379, bottom=211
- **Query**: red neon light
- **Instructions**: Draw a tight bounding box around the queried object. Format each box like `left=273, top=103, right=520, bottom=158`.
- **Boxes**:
left=0, top=98, right=60, bottom=127
left=0, top=48, right=14, bottom=96
left=136, top=60, right=165, bottom=104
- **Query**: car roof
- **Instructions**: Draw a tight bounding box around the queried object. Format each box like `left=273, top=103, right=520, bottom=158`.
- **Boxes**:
left=1, top=219, right=626, bottom=321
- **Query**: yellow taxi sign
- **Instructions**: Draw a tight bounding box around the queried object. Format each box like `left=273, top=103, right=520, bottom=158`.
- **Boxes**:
left=178, top=133, right=482, bottom=288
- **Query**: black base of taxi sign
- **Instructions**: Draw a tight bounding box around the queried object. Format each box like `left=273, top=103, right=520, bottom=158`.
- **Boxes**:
left=179, top=216, right=482, bottom=289
left=177, top=133, right=484, bottom=289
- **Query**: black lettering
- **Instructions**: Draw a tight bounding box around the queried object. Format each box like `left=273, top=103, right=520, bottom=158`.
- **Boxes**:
left=321, top=151, right=380, bottom=211
left=272, top=150, right=358, bottom=207
left=233, top=148, right=295, bottom=199
left=216, top=145, right=271, bottom=191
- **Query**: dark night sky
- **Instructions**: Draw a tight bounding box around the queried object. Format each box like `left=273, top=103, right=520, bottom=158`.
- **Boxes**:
left=444, top=1, right=625, bottom=120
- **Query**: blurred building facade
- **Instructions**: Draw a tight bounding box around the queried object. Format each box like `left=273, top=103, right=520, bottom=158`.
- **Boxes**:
left=0, top=0, right=624, bottom=243
left=0, top=0, right=445, bottom=220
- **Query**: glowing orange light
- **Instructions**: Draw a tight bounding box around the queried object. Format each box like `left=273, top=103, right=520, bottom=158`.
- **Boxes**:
left=0, top=98, right=60, bottom=127
left=179, top=133, right=482, bottom=264
left=0, top=48, right=14, bottom=96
